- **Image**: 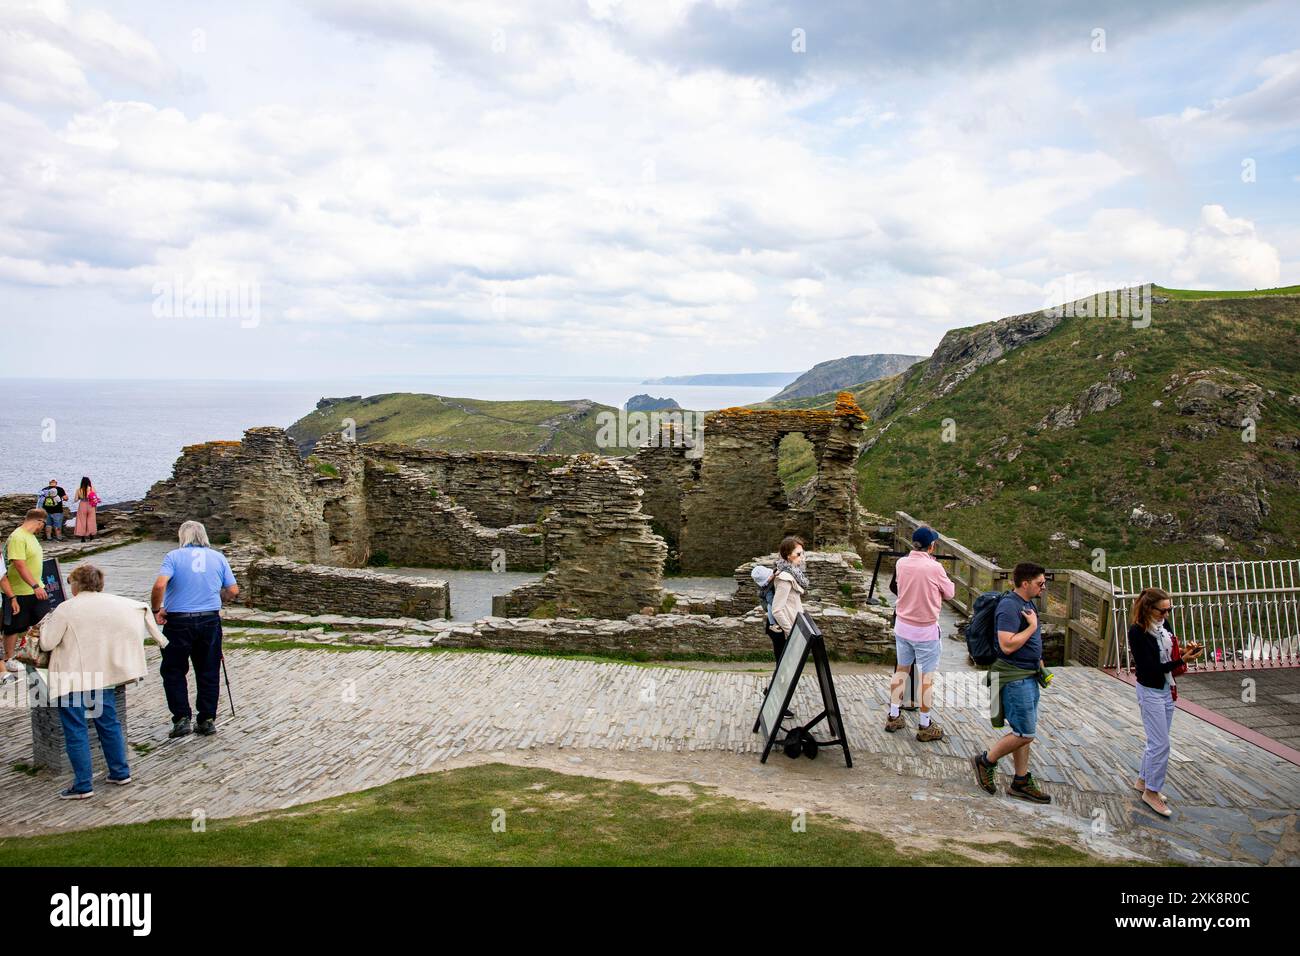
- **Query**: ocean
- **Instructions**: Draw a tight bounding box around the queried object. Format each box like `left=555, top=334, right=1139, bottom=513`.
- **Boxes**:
left=0, top=376, right=778, bottom=503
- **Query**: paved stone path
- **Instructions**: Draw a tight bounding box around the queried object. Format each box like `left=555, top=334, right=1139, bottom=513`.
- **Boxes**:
left=0, top=644, right=1295, bottom=864
left=1177, top=668, right=1300, bottom=751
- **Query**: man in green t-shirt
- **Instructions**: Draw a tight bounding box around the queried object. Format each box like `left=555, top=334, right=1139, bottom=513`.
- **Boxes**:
left=3, top=509, right=50, bottom=673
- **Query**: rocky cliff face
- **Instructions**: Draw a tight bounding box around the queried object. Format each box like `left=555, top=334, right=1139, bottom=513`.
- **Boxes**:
left=769, top=353, right=923, bottom=402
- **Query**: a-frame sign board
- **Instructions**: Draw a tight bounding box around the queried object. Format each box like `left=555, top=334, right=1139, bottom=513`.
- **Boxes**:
left=753, top=612, right=852, bottom=767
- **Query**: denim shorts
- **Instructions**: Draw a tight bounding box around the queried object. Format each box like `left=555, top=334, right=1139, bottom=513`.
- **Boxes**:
left=1001, top=677, right=1040, bottom=738
left=895, top=635, right=942, bottom=673
left=45, top=512, right=64, bottom=528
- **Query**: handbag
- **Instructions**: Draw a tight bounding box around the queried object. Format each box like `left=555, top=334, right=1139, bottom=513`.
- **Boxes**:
left=1170, top=631, right=1188, bottom=678
left=13, top=625, right=49, bottom=668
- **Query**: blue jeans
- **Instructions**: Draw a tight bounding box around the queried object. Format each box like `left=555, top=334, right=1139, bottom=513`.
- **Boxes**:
left=57, top=689, right=129, bottom=793
left=1137, top=683, right=1176, bottom=792
left=1001, top=677, right=1040, bottom=739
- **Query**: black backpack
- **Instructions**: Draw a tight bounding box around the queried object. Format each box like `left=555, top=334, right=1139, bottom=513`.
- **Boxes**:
left=965, top=591, right=1009, bottom=665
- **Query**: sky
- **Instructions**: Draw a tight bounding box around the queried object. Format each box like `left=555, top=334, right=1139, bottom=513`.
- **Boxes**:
left=1, top=0, right=1297, bottom=381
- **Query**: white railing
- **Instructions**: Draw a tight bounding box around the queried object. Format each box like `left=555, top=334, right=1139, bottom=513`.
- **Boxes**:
left=1109, top=560, right=1300, bottom=671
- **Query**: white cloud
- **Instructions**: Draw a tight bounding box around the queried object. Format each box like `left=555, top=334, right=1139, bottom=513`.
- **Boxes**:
left=0, top=0, right=1293, bottom=378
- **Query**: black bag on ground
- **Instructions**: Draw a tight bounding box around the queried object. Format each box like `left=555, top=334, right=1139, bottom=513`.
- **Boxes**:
left=964, top=590, right=1008, bottom=665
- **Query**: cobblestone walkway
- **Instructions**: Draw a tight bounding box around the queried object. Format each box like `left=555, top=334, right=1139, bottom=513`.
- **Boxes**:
left=0, top=646, right=1295, bottom=864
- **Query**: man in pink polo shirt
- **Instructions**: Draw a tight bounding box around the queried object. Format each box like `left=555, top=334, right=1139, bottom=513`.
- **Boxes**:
left=886, top=526, right=955, bottom=741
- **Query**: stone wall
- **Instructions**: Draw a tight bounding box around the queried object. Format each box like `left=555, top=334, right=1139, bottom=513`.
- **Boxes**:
left=134, top=428, right=335, bottom=563
left=226, top=601, right=895, bottom=661
left=497, top=455, right=666, bottom=618
left=672, top=550, right=875, bottom=617
left=364, top=462, right=546, bottom=570
left=676, top=393, right=870, bottom=573
left=626, top=426, right=701, bottom=571
left=0, top=493, right=135, bottom=541
left=246, top=557, right=449, bottom=620
left=364, top=444, right=556, bottom=528
left=31, top=682, right=129, bottom=772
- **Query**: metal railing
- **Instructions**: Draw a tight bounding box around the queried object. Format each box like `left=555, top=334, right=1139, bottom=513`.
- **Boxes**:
left=1109, top=561, right=1300, bottom=672
left=893, top=512, right=1118, bottom=666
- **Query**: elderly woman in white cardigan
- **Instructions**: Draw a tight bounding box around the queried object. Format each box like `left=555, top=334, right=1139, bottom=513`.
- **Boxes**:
left=38, top=563, right=166, bottom=799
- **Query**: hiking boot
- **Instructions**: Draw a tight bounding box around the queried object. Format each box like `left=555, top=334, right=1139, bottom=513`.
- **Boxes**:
left=916, top=720, right=944, bottom=742
left=971, top=753, right=997, bottom=794
left=1008, top=772, right=1051, bottom=804
left=169, top=717, right=192, bottom=738
left=195, top=718, right=216, bottom=736
left=884, top=712, right=906, bottom=733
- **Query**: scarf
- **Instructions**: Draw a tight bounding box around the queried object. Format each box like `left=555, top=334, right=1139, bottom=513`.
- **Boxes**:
left=774, top=558, right=810, bottom=592
left=1150, top=621, right=1174, bottom=688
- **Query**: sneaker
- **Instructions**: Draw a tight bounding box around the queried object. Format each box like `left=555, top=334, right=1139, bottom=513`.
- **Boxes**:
left=916, top=720, right=944, bottom=742
left=106, top=775, right=131, bottom=786
left=4, top=659, right=22, bottom=673
left=195, top=718, right=216, bottom=736
left=58, top=788, right=94, bottom=800
left=169, top=717, right=193, bottom=738
left=971, top=753, right=997, bottom=794
left=884, top=712, right=906, bottom=733
left=1008, top=772, right=1051, bottom=804
left=0, top=673, right=17, bottom=686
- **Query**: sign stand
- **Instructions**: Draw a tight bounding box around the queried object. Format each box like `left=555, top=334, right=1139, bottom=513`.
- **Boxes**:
left=753, top=612, right=852, bottom=767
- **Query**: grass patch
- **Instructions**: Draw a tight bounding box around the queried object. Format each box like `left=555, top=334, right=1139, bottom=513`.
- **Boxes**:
left=0, top=763, right=1113, bottom=866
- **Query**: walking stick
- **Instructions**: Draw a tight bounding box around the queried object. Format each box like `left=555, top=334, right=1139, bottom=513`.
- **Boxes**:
left=221, top=654, right=235, bottom=717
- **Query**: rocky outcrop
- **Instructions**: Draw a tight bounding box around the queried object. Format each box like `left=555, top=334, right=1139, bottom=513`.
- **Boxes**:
left=246, top=558, right=449, bottom=620
left=921, top=309, right=1064, bottom=399
left=1166, top=368, right=1266, bottom=437
left=1036, top=367, right=1133, bottom=430
left=625, top=394, right=681, bottom=412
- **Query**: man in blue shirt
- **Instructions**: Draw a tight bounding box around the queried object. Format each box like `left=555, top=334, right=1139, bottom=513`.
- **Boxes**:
left=151, top=521, right=238, bottom=738
left=971, top=562, right=1051, bottom=804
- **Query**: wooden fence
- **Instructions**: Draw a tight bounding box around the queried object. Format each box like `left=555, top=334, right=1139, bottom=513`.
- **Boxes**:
left=891, top=512, right=1118, bottom=667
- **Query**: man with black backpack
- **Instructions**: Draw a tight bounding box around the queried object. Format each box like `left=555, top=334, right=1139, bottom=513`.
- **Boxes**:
left=971, top=562, right=1051, bottom=804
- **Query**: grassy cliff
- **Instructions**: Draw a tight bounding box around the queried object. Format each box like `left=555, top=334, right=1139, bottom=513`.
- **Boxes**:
left=774, top=286, right=1300, bottom=566
left=288, top=393, right=635, bottom=455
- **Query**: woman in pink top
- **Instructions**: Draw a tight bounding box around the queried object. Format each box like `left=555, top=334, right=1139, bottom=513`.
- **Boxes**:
left=886, top=526, right=955, bottom=741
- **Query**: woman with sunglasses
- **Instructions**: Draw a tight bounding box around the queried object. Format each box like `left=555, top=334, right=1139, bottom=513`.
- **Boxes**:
left=1127, top=587, right=1203, bottom=817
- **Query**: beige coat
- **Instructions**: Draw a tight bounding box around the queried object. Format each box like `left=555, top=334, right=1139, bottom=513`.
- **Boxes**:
left=771, top=570, right=806, bottom=635
left=38, top=591, right=167, bottom=697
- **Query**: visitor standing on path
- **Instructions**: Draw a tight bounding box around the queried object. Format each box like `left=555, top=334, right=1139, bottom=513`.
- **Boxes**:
left=3, top=509, right=49, bottom=677
left=769, top=535, right=808, bottom=645
left=1127, top=587, right=1202, bottom=818
left=971, top=562, right=1052, bottom=804
left=39, top=563, right=166, bottom=799
left=36, top=480, right=68, bottom=541
left=73, top=476, right=99, bottom=542
left=150, top=520, right=239, bottom=739
left=885, top=526, right=954, bottom=741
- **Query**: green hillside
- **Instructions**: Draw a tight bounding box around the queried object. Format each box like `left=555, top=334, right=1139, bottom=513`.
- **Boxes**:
left=776, top=286, right=1300, bottom=567
left=288, top=393, right=637, bottom=455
